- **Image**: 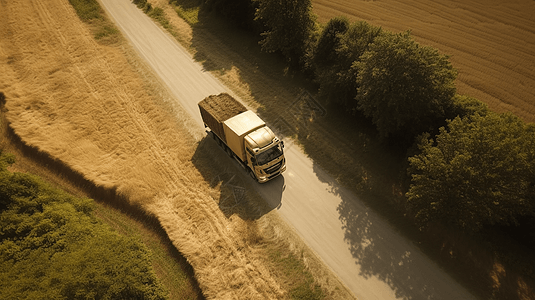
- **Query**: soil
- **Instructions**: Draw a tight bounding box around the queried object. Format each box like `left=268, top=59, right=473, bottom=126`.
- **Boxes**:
left=199, top=93, right=247, bottom=123
left=199, top=93, right=248, bottom=141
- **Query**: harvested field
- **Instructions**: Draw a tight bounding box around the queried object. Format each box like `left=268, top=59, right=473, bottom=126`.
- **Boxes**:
left=313, top=0, right=535, bottom=122
left=0, top=0, right=355, bottom=299
left=0, top=0, right=286, bottom=299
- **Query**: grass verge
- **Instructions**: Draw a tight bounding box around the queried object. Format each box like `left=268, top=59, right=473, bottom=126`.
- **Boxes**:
left=0, top=99, right=204, bottom=300
left=130, top=1, right=346, bottom=298
left=154, top=0, right=535, bottom=299
left=68, top=0, right=120, bottom=45
left=93, top=202, right=204, bottom=300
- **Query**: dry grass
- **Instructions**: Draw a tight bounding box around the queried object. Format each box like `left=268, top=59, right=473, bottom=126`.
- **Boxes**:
left=312, top=0, right=535, bottom=123
left=0, top=0, right=354, bottom=299
left=153, top=0, right=535, bottom=298
left=0, top=0, right=281, bottom=298
left=0, top=107, right=204, bottom=300
left=309, top=2, right=535, bottom=297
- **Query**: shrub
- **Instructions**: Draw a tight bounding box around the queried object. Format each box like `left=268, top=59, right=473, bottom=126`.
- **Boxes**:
left=407, top=113, right=535, bottom=232
left=68, top=0, right=102, bottom=21
left=0, top=151, right=167, bottom=300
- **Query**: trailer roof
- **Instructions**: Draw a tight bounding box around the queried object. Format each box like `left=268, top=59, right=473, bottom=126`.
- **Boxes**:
left=224, top=111, right=265, bottom=137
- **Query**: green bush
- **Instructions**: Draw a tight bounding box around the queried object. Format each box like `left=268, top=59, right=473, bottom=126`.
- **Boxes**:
left=133, top=0, right=148, bottom=7
left=314, top=20, right=382, bottom=110
left=148, top=7, right=167, bottom=24
left=356, top=31, right=457, bottom=140
left=448, top=94, right=490, bottom=119
left=255, top=0, right=316, bottom=67
left=0, top=151, right=167, bottom=300
left=407, top=113, right=535, bottom=231
left=68, top=0, right=102, bottom=21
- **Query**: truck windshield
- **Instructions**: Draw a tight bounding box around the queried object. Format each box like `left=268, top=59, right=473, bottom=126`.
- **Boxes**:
left=255, top=143, right=283, bottom=166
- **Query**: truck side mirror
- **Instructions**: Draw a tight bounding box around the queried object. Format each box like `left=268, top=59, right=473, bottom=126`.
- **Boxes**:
left=281, top=141, right=285, bottom=149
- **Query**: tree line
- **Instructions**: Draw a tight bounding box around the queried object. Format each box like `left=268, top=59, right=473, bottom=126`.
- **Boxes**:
left=194, top=0, right=535, bottom=234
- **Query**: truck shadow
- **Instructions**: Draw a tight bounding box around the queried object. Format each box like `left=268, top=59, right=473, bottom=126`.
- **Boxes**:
left=192, top=135, right=284, bottom=220
left=162, top=4, right=533, bottom=298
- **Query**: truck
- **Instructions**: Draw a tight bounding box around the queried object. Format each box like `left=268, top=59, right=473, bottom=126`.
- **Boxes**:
left=198, top=93, right=286, bottom=183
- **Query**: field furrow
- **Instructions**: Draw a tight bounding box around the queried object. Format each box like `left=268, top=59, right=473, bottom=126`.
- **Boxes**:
left=313, top=0, right=535, bottom=122
left=0, top=0, right=285, bottom=298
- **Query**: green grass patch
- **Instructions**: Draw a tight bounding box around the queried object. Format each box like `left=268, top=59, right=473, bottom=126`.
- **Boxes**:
left=94, top=24, right=120, bottom=40
left=93, top=203, right=204, bottom=300
left=148, top=7, right=171, bottom=29
left=68, top=0, right=102, bottom=21
left=169, top=0, right=201, bottom=25
left=267, top=246, right=324, bottom=300
left=174, top=6, right=200, bottom=25
left=0, top=151, right=167, bottom=299
left=68, top=0, right=120, bottom=44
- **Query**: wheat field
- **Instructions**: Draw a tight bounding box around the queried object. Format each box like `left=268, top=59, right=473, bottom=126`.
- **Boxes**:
left=313, top=0, right=535, bottom=122
left=0, top=0, right=285, bottom=298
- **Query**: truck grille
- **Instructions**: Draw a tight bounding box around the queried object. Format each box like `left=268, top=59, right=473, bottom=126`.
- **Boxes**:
left=264, top=160, right=283, bottom=174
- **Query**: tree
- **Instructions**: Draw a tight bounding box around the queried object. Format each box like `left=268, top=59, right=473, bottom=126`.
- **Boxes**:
left=255, top=0, right=316, bottom=67
left=314, top=20, right=382, bottom=110
left=406, top=112, right=535, bottom=232
left=201, top=0, right=258, bottom=30
left=356, top=31, right=457, bottom=139
left=312, top=16, right=349, bottom=67
left=448, top=94, right=490, bottom=119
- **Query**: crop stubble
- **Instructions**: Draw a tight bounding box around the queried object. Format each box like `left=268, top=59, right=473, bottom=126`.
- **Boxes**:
left=313, top=0, right=535, bottom=122
left=0, top=0, right=285, bottom=298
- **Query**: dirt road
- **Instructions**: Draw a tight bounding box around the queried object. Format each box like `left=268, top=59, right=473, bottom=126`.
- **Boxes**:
left=98, top=0, right=477, bottom=299
left=1, top=0, right=284, bottom=298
